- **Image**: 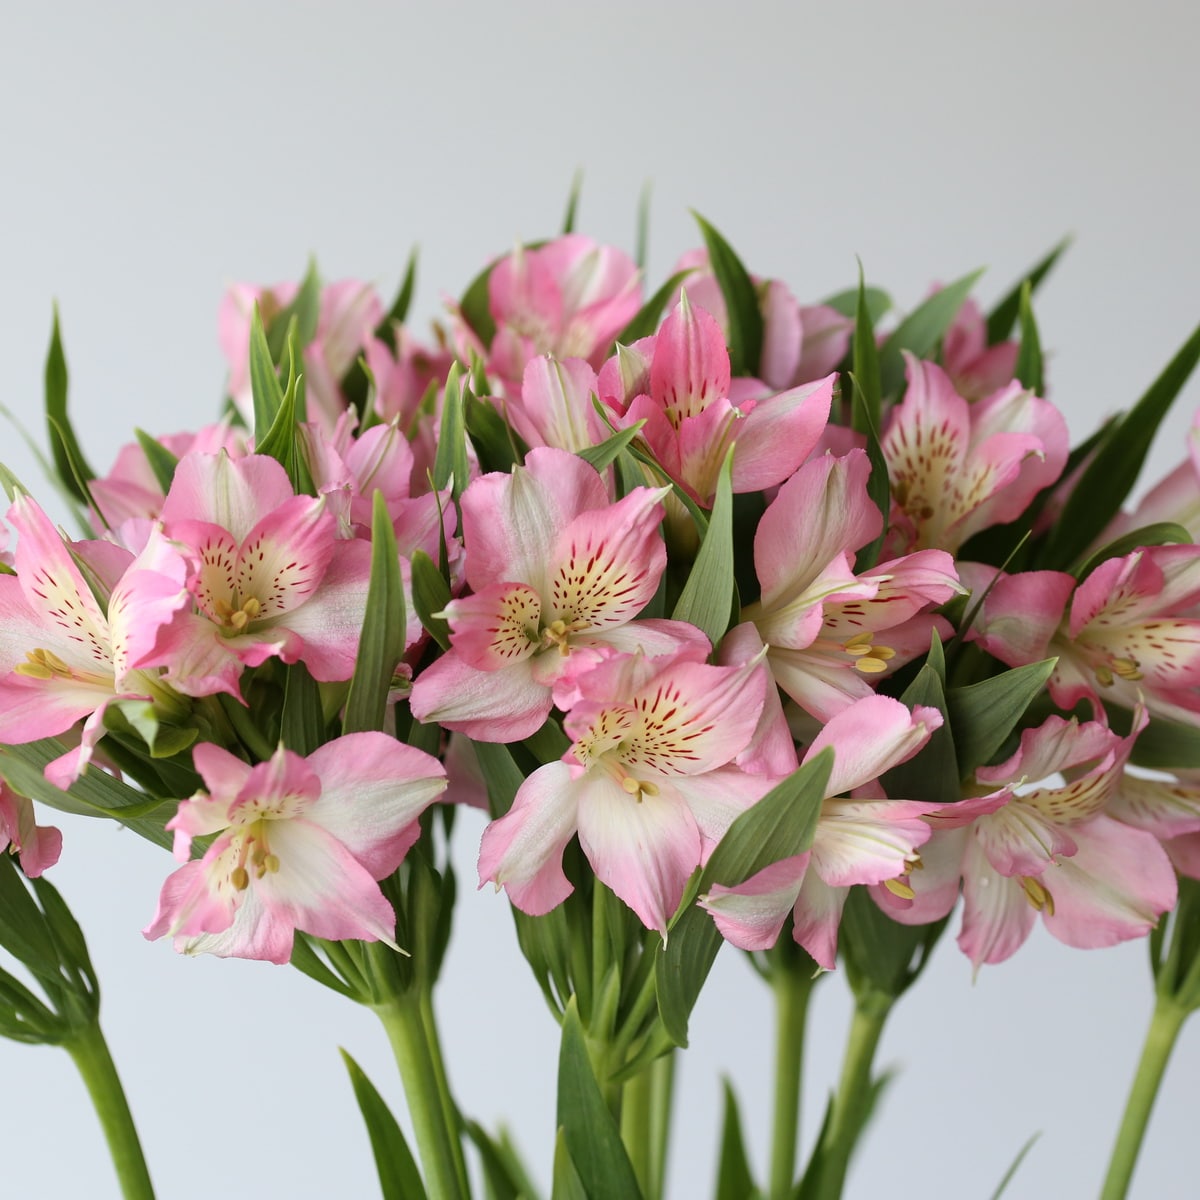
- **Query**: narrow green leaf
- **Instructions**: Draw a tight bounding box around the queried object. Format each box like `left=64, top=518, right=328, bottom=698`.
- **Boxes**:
left=551, top=1128, right=589, bottom=1200
left=472, top=740, right=525, bottom=820
left=1126, top=712, right=1200, bottom=770
left=635, top=180, right=652, bottom=272
left=577, top=417, right=647, bottom=473
left=1013, top=282, right=1043, bottom=394
left=947, top=660, right=1057, bottom=777
left=1041, top=320, right=1200, bottom=567
left=43, top=308, right=96, bottom=505
left=614, top=269, right=694, bottom=345
left=410, top=548, right=452, bottom=651
left=848, top=376, right=889, bottom=571
left=0, top=855, right=62, bottom=981
left=343, top=492, right=405, bottom=735
left=133, top=429, right=179, bottom=494
left=0, top=403, right=89, bottom=532
left=289, top=936, right=360, bottom=1000
left=878, top=268, right=985, bottom=397
left=1071, top=521, right=1192, bottom=581
left=267, top=259, right=321, bottom=360
left=987, top=237, right=1071, bottom=344
left=988, top=1131, right=1042, bottom=1200
left=715, top=1079, right=760, bottom=1200
left=463, top=1121, right=522, bottom=1200
left=281, top=662, right=326, bottom=755
left=821, top=286, right=891, bottom=323
left=671, top=447, right=736, bottom=647
left=557, top=999, right=644, bottom=1200
left=884, top=646, right=958, bottom=807
left=433, top=362, right=469, bottom=502
left=561, top=169, right=583, bottom=234
left=692, top=212, right=764, bottom=377
left=851, top=264, right=882, bottom=436
left=378, top=248, right=419, bottom=345
left=340, top=1049, right=428, bottom=1200
left=249, top=304, right=286, bottom=438
left=840, top=887, right=948, bottom=1000
left=465, top=393, right=526, bottom=475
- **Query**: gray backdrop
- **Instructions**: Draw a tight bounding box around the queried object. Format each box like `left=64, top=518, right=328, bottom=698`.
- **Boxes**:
left=1, top=3, right=1198, bottom=1197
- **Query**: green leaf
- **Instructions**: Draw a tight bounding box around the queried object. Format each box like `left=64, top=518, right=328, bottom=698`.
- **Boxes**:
left=343, top=492, right=405, bottom=735
left=0, top=854, right=63, bottom=982
left=551, top=1129, right=589, bottom=1200
left=433, top=362, right=469, bottom=503
left=377, top=248, right=419, bottom=345
left=671, top=447, right=736, bottom=647
left=281, top=662, right=326, bottom=755
left=878, top=268, right=985, bottom=397
left=1126, top=712, right=1200, bottom=770
left=848, top=376, right=889, bottom=571
left=715, top=1079, right=760, bottom=1200
left=635, top=180, right=652, bottom=272
left=44, top=306, right=96, bottom=505
left=465, top=393, right=526, bottom=475
left=266, top=259, right=321, bottom=361
left=613, top=269, right=694, bottom=345
left=472, top=740, right=525, bottom=821
left=464, top=1123, right=543, bottom=1200
left=988, top=1131, right=1042, bottom=1200
left=340, top=1049, right=428, bottom=1200
left=839, top=887, right=948, bottom=1001
left=410, top=548, right=452, bottom=651
left=692, top=212, right=763, bottom=377
left=561, top=169, right=583, bottom=234
left=821, top=286, right=891, bottom=323
left=133, top=429, right=179, bottom=494
left=1042, top=320, right=1200, bottom=568
left=851, top=265, right=882, bottom=437
left=1013, top=282, right=1043, bottom=394
left=249, top=304, right=286, bottom=438
left=987, top=237, right=1071, bottom=344
left=1071, top=522, right=1193, bottom=581
left=289, top=936, right=361, bottom=1000
left=557, top=999, right=644, bottom=1200
left=577, top=417, right=647, bottom=474
left=947, top=660, right=1057, bottom=777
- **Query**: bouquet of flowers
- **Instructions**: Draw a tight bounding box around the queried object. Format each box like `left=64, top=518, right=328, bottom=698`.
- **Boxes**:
left=3, top=198, right=1199, bottom=1199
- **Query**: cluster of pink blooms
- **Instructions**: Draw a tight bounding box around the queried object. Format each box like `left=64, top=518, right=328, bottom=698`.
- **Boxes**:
left=3, top=230, right=1200, bottom=979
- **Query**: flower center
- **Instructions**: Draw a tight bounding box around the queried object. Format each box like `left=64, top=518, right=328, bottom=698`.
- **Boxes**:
left=214, top=594, right=263, bottom=633
left=842, top=631, right=897, bottom=674
left=229, top=819, right=281, bottom=891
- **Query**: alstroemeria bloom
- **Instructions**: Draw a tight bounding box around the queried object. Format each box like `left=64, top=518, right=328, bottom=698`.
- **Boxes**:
left=478, top=644, right=773, bottom=933
left=481, top=235, right=642, bottom=394
left=409, top=447, right=689, bottom=741
left=504, top=355, right=610, bottom=455
left=939, top=293, right=1019, bottom=403
left=0, top=496, right=190, bottom=784
left=742, top=450, right=961, bottom=721
left=1102, top=411, right=1200, bottom=543
left=965, top=548, right=1200, bottom=726
left=876, top=711, right=1176, bottom=969
left=699, top=695, right=943, bottom=969
left=147, top=452, right=373, bottom=698
left=598, top=295, right=834, bottom=507
left=0, top=785, right=61, bottom=877
left=881, top=353, right=1068, bottom=554
left=144, top=734, right=447, bottom=963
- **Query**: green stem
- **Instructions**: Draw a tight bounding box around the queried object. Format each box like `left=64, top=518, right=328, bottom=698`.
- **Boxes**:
left=63, top=1019, right=155, bottom=1200
left=769, top=965, right=814, bottom=1200
left=1100, top=997, right=1188, bottom=1200
left=374, top=992, right=469, bottom=1200
left=619, top=1052, right=675, bottom=1200
left=218, top=693, right=275, bottom=761
left=417, top=987, right=470, bottom=1198
left=818, top=989, right=893, bottom=1200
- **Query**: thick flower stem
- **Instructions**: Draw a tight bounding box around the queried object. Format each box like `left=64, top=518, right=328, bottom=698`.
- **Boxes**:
left=817, top=988, right=893, bottom=1200
left=63, top=1019, right=155, bottom=1200
left=374, top=992, right=470, bottom=1200
left=769, top=965, right=814, bottom=1200
left=621, top=1052, right=675, bottom=1200
left=1100, top=997, right=1188, bottom=1200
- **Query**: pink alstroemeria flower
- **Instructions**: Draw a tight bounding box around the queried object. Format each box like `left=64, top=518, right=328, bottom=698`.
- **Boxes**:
left=877, top=711, right=1176, bottom=970
left=939, top=293, right=1019, bottom=402
left=481, top=235, right=642, bottom=395
left=146, top=451, right=373, bottom=698
left=144, top=734, right=447, bottom=963
left=598, top=295, right=835, bottom=507
left=965, top=547, right=1200, bottom=727
left=0, top=784, right=62, bottom=877
left=742, top=450, right=961, bottom=721
left=503, top=355, right=610, bottom=455
left=881, top=353, right=1068, bottom=554
left=409, top=447, right=689, bottom=742
left=699, top=695, right=943, bottom=968
left=0, top=496, right=191, bottom=785
left=478, top=644, right=773, bottom=933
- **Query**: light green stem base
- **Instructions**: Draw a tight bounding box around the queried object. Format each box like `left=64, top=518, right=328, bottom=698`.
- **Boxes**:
left=1100, top=997, right=1188, bottom=1200
left=769, top=965, right=814, bottom=1200
left=621, top=1052, right=675, bottom=1200
left=63, top=1020, right=155, bottom=1200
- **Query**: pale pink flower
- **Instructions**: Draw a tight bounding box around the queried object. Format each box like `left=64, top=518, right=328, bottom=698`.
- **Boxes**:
left=144, top=734, right=447, bottom=963
left=0, top=785, right=62, bottom=877
left=409, top=447, right=689, bottom=741
left=700, top=695, right=943, bottom=968
left=881, top=353, right=1069, bottom=554
left=504, top=355, right=610, bottom=455
left=478, top=644, right=772, bottom=933
left=597, top=295, right=834, bottom=507
left=939, top=293, right=1019, bottom=402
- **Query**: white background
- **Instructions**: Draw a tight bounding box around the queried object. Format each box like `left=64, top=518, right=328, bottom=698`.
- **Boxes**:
left=2, top=3, right=1199, bottom=1197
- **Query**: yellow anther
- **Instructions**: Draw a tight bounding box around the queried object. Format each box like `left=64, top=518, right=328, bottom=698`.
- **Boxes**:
left=884, top=877, right=915, bottom=900
left=230, top=610, right=249, bottom=630
left=14, top=659, right=54, bottom=680
left=1094, top=665, right=1114, bottom=688
left=262, top=854, right=280, bottom=874
left=621, top=777, right=641, bottom=794
left=242, top=597, right=262, bottom=619
left=230, top=866, right=250, bottom=892
left=1111, top=656, right=1143, bottom=681
left=1020, top=876, right=1054, bottom=915
left=14, top=648, right=72, bottom=680
left=855, top=656, right=889, bottom=674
